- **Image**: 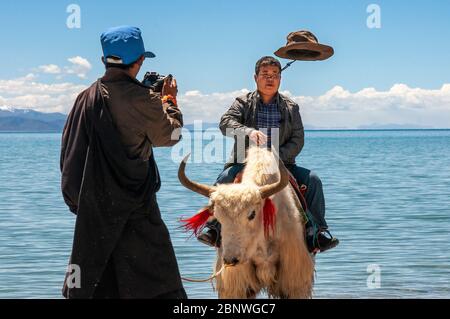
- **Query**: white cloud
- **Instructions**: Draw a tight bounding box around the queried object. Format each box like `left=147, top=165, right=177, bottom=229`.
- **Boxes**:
left=179, top=84, right=450, bottom=128
left=0, top=75, right=86, bottom=113
left=33, top=56, right=92, bottom=79
left=1, top=73, right=449, bottom=128
left=293, top=84, right=450, bottom=128
left=65, top=56, right=92, bottom=79
left=37, top=64, right=61, bottom=74
left=178, top=89, right=249, bottom=124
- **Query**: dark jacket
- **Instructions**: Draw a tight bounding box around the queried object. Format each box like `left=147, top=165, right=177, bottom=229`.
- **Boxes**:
left=219, top=90, right=305, bottom=167
left=60, top=68, right=184, bottom=298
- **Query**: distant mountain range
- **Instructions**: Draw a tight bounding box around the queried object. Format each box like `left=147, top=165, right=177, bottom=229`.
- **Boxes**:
left=0, top=107, right=440, bottom=132
left=0, top=108, right=221, bottom=132
left=0, top=108, right=67, bottom=132
left=356, top=123, right=435, bottom=130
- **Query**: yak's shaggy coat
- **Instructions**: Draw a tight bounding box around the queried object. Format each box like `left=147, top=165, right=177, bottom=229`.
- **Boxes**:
left=211, top=147, right=315, bottom=299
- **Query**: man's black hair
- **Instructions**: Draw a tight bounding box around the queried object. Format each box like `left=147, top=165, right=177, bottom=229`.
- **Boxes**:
left=104, top=55, right=142, bottom=70
left=255, top=56, right=282, bottom=75
left=105, top=62, right=134, bottom=70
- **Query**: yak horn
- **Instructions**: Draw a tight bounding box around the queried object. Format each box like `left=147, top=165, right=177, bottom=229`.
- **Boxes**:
left=178, top=154, right=215, bottom=197
left=259, top=158, right=289, bottom=199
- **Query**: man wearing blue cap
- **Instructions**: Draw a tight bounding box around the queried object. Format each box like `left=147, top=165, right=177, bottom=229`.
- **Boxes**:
left=60, top=26, right=186, bottom=298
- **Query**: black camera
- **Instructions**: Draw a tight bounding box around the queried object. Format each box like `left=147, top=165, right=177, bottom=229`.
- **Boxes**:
left=142, top=71, right=172, bottom=92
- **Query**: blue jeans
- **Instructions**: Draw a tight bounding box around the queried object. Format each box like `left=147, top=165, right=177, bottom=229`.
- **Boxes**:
left=215, top=163, right=328, bottom=229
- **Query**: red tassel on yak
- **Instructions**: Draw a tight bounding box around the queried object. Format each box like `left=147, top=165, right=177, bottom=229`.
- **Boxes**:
left=180, top=207, right=213, bottom=236
left=263, top=198, right=277, bottom=238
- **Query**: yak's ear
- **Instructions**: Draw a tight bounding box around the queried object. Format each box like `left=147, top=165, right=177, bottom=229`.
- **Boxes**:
left=262, top=198, right=277, bottom=238
left=179, top=206, right=213, bottom=236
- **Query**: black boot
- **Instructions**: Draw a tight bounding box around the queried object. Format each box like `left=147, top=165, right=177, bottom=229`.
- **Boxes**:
left=197, top=219, right=221, bottom=248
left=316, top=230, right=339, bottom=252
left=307, top=228, right=339, bottom=253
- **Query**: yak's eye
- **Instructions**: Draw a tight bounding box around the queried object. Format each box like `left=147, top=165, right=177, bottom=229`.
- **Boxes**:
left=248, top=210, right=256, bottom=221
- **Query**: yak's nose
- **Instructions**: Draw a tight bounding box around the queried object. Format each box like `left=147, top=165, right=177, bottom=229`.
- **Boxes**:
left=223, top=257, right=239, bottom=266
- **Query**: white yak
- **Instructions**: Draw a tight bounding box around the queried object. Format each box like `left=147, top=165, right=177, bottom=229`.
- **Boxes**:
left=179, top=146, right=314, bottom=298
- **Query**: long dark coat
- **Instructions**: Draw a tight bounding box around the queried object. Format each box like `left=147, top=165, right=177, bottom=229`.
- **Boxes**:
left=60, top=77, right=184, bottom=298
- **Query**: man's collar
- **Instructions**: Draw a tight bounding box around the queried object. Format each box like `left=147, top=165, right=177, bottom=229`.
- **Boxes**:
left=255, top=91, right=280, bottom=105
left=101, top=67, right=141, bottom=85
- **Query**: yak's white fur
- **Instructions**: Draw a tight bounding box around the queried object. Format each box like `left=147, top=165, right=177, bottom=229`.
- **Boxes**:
left=211, top=147, right=315, bottom=299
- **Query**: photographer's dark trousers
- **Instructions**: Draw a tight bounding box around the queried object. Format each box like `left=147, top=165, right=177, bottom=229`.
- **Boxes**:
left=90, top=201, right=188, bottom=299
left=215, top=163, right=328, bottom=229
left=93, top=256, right=187, bottom=299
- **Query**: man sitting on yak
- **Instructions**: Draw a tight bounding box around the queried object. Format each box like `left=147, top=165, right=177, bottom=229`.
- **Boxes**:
left=198, top=53, right=339, bottom=254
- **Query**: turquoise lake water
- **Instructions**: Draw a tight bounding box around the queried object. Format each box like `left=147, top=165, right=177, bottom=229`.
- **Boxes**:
left=0, top=130, right=449, bottom=298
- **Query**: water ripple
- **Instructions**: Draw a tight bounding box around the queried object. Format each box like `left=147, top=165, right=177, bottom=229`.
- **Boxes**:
left=1, top=131, right=449, bottom=298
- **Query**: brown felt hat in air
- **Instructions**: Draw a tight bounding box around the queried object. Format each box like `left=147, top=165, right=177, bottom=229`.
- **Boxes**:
left=274, top=30, right=334, bottom=61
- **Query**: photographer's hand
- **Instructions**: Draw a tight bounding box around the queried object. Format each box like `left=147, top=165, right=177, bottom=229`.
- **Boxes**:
left=162, top=76, right=178, bottom=99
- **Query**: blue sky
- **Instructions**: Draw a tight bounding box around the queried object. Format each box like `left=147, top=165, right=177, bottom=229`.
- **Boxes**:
left=1, top=0, right=450, bottom=127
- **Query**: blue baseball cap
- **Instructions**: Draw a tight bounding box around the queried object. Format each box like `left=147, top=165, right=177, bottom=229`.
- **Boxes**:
left=101, top=25, right=155, bottom=65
